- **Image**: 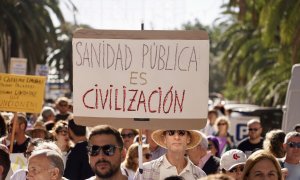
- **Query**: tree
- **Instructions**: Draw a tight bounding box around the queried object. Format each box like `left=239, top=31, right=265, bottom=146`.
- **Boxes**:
left=182, top=19, right=226, bottom=94
left=0, top=0, right=70, bottom=74
left=218, top=0, right=299, bottom=106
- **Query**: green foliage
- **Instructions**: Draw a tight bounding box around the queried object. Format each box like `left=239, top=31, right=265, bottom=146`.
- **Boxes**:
left=217, top=0, right=298, bottom=106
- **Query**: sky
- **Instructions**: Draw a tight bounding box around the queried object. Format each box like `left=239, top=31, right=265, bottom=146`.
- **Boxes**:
left=59, top=0, right=226, bottom=30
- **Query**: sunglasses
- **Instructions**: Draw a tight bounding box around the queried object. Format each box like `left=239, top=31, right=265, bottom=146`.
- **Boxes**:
left=59, top=103, right=68, bottom=107
left=121, top=133, right=135, bottom=139
left=165, top=130, right=187, bottom=136
left=143, top=153, right=152, bottom=160
left=87, top=144, right=121, bottom=156
left=248, top=128, right=259, bottom=132
left=287, top=142, right=300, bottom=148
left=229, top=165, right=244, bottom=173
left=218, top=123, right=227, bottom=126
left=24, top=151, right=32, bottom=159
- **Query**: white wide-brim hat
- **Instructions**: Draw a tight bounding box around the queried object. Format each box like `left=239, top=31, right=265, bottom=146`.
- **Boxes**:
left=151, top=130, right=202, bottom=150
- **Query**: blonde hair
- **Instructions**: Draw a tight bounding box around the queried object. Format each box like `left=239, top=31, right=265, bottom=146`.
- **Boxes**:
left=123, top=143, right=150, bottom=171
left=242, top=150, right=282, bottom=180
left=215, top=116, right=230, bottom=130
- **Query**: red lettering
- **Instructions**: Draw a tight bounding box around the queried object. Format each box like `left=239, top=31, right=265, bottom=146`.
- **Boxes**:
left=127, top=89, right=138, bottom=111
left=82, top=88, right=95, bottom=109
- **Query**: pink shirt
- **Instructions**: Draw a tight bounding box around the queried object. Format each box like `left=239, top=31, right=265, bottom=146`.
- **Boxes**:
left=198, top=151, right=212, bottom=168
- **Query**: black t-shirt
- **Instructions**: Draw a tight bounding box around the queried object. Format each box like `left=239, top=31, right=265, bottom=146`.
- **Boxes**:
left=64, top=141, right=94, bottom=180
left=237, top=137, right=264, bottom=154
left=55, top=113, right=70, bottom=121
left=11, top=137, right=31, bottom=153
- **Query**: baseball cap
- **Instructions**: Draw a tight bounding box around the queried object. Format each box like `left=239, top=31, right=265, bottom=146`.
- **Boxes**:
left=220, top=149, right=247, bottom=171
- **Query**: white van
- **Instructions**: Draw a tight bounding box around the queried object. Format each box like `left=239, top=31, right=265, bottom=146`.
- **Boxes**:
left=282, top=64, right=300, bottom=132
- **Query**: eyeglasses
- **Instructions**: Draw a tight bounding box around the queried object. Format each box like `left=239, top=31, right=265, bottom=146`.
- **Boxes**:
left=57, top=129, right=68, bottom=134
left=229, top=165, right=244, bottom=173
left=287, top=142, right=300, bottom=148
left=121, top=133, right=135, bottom=139
left=248, top=128, right=260, bottom=131
left=24, top=151, right=32, bottom=158
left=165, top=130, right=187, bottom=136
left=143, top=153, right=152, bottom=160
left=218, top=123, right=227, bottom=126
left=59, top=103, right=68, bottom=107
left=87, top=144, right=121, bottom=156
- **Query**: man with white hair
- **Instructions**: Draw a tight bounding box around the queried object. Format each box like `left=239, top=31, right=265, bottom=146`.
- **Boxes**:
left=282, top=131, right=300, bottom=180
left=27, top=149, right=66, bottom=180
left=186, top=131, right=220, bottom=175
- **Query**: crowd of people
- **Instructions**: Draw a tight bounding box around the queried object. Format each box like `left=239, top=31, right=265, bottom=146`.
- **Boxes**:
left=0, top=96, right=300, bottom=180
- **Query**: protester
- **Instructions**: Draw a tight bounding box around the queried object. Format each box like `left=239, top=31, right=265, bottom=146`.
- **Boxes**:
left=134, top=129, right=206, bottom=179
left=26, top=121, right=48, bottom=139
left=237, top=119, right=264, bottom=156
left=207, top=136, right=220, bottom=158
left=86, top=125, right=127, bottom=180
left=0, top=114, right=7, bottom=138
left=119, top=128, right=139, bottom=150
left=64, top=119, right=94, bottom=179
left=55, top=97, right=72, bottom=121
left=263, top=129, right=286, bottom=158
left=121, top=143, right=152, bottom=180
left=220, top=149, right=246, bottom=180
left=39, top=106, right=56, bottom=131
left=27, top=149, right=66, bottom=180
left=143, top=129, right=166, bottom=160
left=213, top=117, right=235, bottom=156
left=187, top=131, right=220, bottom=175
left=10, top=138, right=44, bottom=180
left=202, top=109, right=218, bottom=136
left=8, top=113, right=31, bottom=153
left=0, top=144, right=10, bottom=180
left=282, top=131, right=300, bottom=180
left=294, top=124, right=300, bottom=133
left=242, top=150, right=282, bottom=180
left=52, top=120, right=72, bottom=166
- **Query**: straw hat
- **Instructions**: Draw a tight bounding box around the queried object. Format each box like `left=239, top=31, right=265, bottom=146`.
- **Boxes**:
left=151, top=130, right=202, bottom=150
left=26, top=121, right=48, bottom=138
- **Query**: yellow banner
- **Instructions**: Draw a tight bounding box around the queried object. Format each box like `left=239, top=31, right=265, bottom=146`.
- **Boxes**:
left=0, top=73, right=46, bottom=113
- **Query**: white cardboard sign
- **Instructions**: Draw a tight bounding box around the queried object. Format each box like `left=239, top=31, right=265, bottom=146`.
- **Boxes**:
left=73, top=29, right=209, bottom=129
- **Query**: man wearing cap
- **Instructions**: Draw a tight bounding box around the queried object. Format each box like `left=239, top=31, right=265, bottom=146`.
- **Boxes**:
left=0, top=144, right=11, bottom=180
left=220, top=149, right=247, bottom=180
left=134, top=130, right=206, bottom=180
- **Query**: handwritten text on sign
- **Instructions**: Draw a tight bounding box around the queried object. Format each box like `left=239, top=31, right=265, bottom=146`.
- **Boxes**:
left=73, top=39, right=209, bottom=119
left=0, top=73, right=46, bottom=113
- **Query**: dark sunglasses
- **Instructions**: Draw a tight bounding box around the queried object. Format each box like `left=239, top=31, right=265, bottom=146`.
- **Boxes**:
left=287, top=142, right=300, bottom=148
left=165, top=130, right=187, bottom=136
left=87, top=144, right=121, bottom=156
left=229, top=165, right=244, bottom=173
left=248, top=128, right=259, bottom=132
left=57, top=129, right=68, bottom=134
left=24, top=151, right=32, bottom=158
left=218, top=123, right=227, bottom=126
left=59, top=103, right=68, bottom=107
left=121, top=133, right=135, bottom=139
left=143, top=153, right=152, bottom=160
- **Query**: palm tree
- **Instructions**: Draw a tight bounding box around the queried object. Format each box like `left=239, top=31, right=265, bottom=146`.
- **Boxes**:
left=0, top=0, right=66, bottom=74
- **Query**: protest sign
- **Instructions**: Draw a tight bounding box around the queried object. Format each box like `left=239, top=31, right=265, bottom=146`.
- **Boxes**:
left=0, top=73, right=46, bottom=113
left=73, top=29, right=209, bottom=129
left=9, top=57, right=27, bottom=75
left=10, top=153, right=27, bottom=173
